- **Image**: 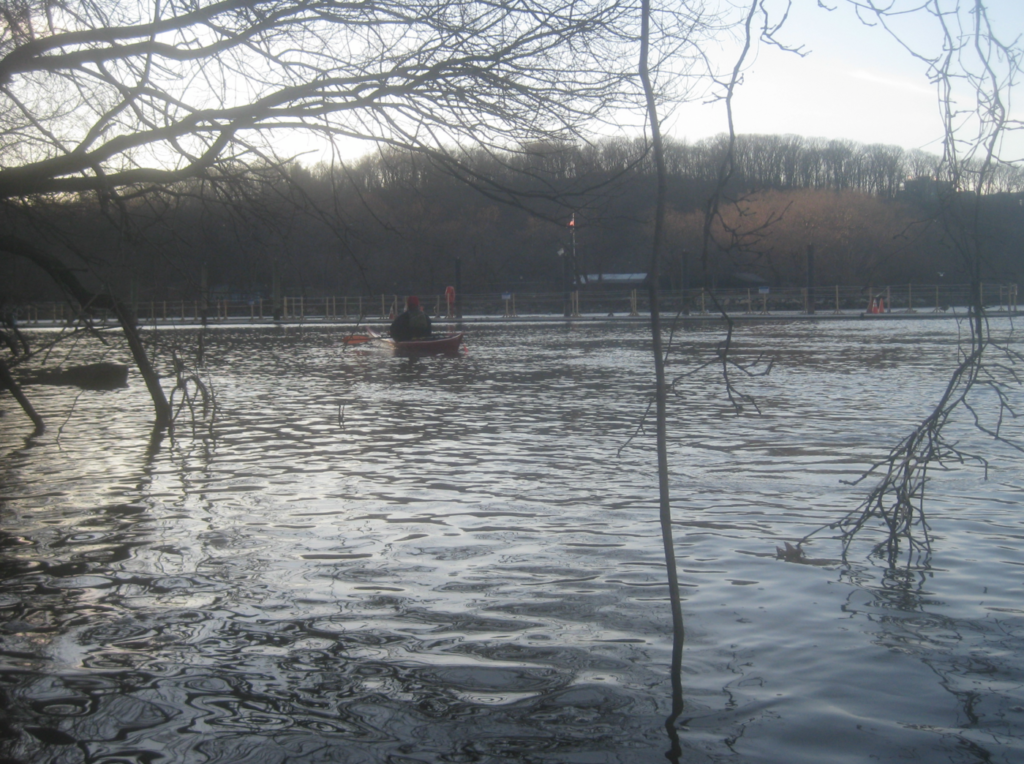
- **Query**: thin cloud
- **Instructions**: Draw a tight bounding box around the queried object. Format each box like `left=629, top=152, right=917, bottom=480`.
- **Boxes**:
left=850, top=69, right=933, bottom=96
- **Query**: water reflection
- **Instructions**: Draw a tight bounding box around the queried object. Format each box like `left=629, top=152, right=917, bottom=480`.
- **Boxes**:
left=1, top=321, right=1022, bottom=763
left=839, top=548, right=1024, bottom=761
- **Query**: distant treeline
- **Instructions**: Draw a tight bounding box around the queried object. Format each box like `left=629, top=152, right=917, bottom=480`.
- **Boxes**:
left=349, top=134, right=1024, bottom=199
left=6, top=134, right=1023, bottom=302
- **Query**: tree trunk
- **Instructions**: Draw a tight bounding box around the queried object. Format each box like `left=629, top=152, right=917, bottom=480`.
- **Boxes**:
left=0, top=357, right=44, bottom=433
left=0, top=235, right=171, bottom=427
left=639, top=1, right=685, bottom=755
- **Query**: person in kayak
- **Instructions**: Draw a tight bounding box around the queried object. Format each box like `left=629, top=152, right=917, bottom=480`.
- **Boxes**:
left=389, top=295, right=432, bottom=341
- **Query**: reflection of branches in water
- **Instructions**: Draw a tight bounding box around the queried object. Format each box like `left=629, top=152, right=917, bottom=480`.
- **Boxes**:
left=801, top=317, right=1022, bottom=564
left=617, top=292, right=774, bottom=457
left=840, top=562, right=1024, bottom=756
left=166, top=428, right=218, bottom=483
left=668, top=290, right=773, bottom=415
left=54, top=388, right=88, bottom=447
left=169, top=349, right=217, bottom=439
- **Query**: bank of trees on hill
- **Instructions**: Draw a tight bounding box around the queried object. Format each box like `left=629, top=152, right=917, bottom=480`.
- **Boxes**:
left=7, top=134, right=1024, bottom=303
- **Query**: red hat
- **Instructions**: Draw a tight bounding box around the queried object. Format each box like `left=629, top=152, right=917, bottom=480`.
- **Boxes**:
left=407, top=296, right=420, bottom=308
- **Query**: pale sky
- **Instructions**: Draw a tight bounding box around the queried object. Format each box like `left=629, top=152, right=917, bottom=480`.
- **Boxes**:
left=666, top=0, right=1024, bottom=159
left=292, top=0, right=1023, bottom=165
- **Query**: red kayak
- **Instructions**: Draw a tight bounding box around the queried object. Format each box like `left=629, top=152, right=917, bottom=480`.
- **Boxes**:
left=341, top=330, right=380, bottom=345
left=391, top=332, right=464, bottom=355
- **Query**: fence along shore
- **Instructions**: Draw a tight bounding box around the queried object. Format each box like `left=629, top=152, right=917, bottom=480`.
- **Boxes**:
left=9, top=283, right=1020, bottom=326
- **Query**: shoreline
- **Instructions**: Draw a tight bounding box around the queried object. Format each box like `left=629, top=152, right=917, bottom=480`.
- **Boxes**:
left=9, top=308, right=1020, bottom=331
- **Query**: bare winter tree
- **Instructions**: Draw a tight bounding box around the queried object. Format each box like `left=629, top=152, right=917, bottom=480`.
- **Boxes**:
left=632, top=1, right=1020, bottom=751
left=634, top=1, right=778, bottom=758
left=0, top=0, right=641, bottom=428
left=798, top=0, right=1024, bottom=562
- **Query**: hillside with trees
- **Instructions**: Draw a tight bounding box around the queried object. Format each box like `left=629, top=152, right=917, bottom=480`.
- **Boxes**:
left=6, top=133, right=1023, bottom=303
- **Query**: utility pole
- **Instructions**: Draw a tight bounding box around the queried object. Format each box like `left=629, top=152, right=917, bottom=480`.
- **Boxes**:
left=806, top=244, right=816, bottom=315
left=680, top=248, right=689, bottom=316
left=558, top=247, right=570, bottom=317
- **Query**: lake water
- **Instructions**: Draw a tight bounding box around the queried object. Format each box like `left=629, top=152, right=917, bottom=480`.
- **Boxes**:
left=1, top=320, right=1022, bottom=763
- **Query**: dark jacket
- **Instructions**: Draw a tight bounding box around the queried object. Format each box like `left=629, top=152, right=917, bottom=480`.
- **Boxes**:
left=389, top=308, right=432, bottom=341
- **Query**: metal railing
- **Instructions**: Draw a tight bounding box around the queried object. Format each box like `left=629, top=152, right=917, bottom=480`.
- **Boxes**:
left=6, top=283, right=1019, bottom=326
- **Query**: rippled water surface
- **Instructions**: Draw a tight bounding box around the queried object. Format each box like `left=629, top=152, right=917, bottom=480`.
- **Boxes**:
left=1, top=320, right=1023, bottom=763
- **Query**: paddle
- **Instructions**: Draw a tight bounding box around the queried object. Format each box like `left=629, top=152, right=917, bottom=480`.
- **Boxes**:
left=341, top=328, right=383, bottom=345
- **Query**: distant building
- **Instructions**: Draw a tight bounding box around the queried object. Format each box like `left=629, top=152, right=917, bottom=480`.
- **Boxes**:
left=900, top=176, right=954, bottom=206
left=581, top=271, right=770, bottom=290
left=732, top=272, right=769, bottom=286
left=581, top=273, right=648, bottom=288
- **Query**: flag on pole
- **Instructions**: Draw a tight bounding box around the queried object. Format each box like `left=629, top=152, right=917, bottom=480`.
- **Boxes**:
left=568, top=213, right=576, bottom=228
